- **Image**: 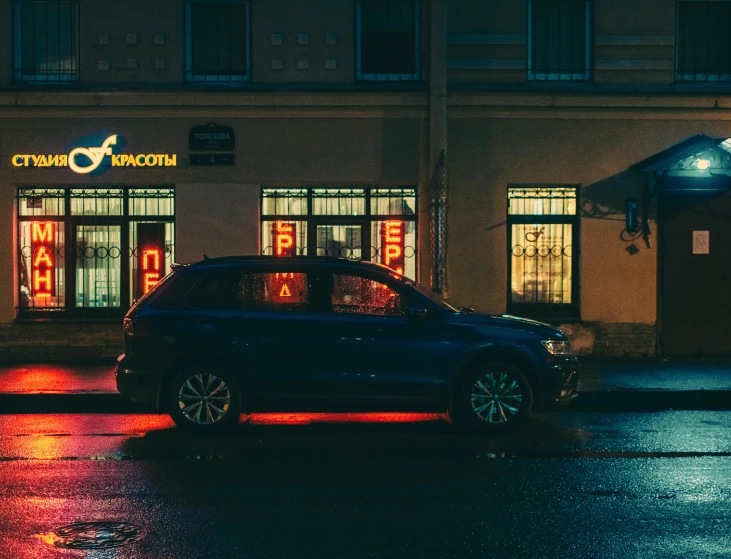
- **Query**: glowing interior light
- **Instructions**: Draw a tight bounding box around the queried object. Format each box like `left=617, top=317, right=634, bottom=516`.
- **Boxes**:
left=697, top=159, right=711, bottom=170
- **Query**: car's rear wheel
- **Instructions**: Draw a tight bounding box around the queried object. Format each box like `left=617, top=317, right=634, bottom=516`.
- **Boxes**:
left=452, top=362, right=533, bottom=433
left=167, top=364, right=242, bottom=432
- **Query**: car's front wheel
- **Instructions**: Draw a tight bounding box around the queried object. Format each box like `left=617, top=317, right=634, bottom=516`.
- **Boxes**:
left=452, top=362, right=534, bottom=432
left=167, top=364, right=242, bottom=432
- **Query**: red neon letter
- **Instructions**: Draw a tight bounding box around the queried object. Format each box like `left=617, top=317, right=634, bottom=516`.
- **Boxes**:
left=142, top=249, right=160, bottom=271
left=384, top=221, right=402, bottom=243
left=276, top=222, right=294, bottom=256
left=385, top=245, right=402, bottom=267
left=33, top=245, right=53, bottom=268
left=32, top=222, right=53, bottom=243
left=34, top=269, right=52, bottom=294
left=143, top=273, right=160, bottom=293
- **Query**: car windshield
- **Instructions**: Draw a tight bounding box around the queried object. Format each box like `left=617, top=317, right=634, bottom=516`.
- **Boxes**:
left=395, top=276, right=460, bottom=313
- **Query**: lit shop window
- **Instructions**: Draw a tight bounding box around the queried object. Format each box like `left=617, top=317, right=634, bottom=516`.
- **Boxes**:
left=17, top=188, right=175, bottom=318
left=507, top=186, right=579, bottom=320
left=260, top=188, right=417, bottom=279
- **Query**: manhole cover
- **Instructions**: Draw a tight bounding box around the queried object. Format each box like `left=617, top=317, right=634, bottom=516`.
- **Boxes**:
left=35, top=521, right=147, bottom=550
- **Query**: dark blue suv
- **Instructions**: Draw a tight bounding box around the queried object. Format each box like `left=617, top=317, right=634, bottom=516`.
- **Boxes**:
left=116, top=256, right=578, bottom=432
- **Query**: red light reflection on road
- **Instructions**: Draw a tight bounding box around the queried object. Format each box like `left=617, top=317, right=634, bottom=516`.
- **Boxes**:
left=246, top=412, right=448, bottom=425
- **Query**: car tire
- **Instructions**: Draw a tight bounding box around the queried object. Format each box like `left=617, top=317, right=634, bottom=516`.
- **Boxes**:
left=167, top=363, right=242, bottom=433
left=451, top=362, right=534, bottom=433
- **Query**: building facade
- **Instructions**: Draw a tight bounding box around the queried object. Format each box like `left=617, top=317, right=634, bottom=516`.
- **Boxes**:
left=1, top=0, right=730, bottom=359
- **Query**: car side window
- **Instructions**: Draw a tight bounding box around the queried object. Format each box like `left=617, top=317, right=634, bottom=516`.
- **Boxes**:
left=249, top=272, right=309, bottom=312
left=186, top=268, right=246, bottom=309
left=329, top=274, right=404, bottom=316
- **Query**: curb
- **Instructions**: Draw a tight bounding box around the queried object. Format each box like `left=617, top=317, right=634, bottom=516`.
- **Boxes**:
left=0, top=390, right=730, bottom=414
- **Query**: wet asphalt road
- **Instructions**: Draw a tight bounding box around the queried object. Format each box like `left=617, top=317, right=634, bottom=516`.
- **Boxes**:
left=0, top=411, right=730, bottom=558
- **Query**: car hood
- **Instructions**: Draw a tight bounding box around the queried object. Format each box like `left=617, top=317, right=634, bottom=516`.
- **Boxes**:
left=447, top=312, right=567, bottom=339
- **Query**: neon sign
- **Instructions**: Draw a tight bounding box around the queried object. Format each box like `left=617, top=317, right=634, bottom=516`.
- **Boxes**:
left=136, top=223, right=166, bottom=298
left=380, top=220, right=405, bottom=275
left=31, top=222, right=55, bottom=298
left=272, top=221, right=296, bottom=257
left=11, top=134, right=177, bottom=174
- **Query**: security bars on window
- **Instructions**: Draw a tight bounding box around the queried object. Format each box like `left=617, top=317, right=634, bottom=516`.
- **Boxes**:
left=16, top=187, right=175, bottom=318
left=507, top=186, right=579, bottom=320
left=527, top=0, right=591, bottom=82
left=356, top=0, right=421, bottom=81
left=14, top=0, right=79, bottom=82
left=185, top=0, right=250, bottom=83
left=676, top=1, right=731, bottom=82
left=261, top=188, right=418, bottom=279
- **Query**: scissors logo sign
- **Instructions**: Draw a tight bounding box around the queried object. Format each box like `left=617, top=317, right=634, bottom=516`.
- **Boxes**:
left=12, top=135, right=178, bottom=174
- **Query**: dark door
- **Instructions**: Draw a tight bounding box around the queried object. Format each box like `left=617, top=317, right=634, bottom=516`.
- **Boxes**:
left=660, top=184, right=731, bottom=355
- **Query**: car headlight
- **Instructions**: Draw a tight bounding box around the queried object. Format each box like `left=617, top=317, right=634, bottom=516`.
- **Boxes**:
left=541, top=339, right=573, bottom=356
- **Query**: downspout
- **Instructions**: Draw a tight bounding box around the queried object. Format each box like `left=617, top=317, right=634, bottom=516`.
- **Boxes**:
left=429, top=0, right=449, bottom=298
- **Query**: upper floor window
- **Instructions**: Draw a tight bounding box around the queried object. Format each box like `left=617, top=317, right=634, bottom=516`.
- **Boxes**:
left=356, top=0, right=421, bottom=81
left=185, top=0, right=250, bottom=83
left=528, top=0, right=591, bottom=81
left=677, top=1, right=731, bottom=82
left=14, top=0, right=79, bottom=82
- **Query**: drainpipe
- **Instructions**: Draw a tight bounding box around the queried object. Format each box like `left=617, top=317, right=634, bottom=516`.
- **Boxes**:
left=429, top=0, right=449, bottom=298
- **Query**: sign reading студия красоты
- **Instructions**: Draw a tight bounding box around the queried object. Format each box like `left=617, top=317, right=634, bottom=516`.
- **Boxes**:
left=189, top=123, right=235, bottom=151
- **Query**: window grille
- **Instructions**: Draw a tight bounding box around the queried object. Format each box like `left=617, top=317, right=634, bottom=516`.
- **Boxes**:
left=676, top=1, right=731, bottom=82
left=261, top=187, right=417, bottom=279
left=17, top=187, right=175, bottom=319
left=185, top=0, right=250, bottom=83
left=14, top=0, right=79, bottom=82
left=356, top=0, right=421, bottom=81
left=528, top=0, right=591, bottom=81
left=507, top=186, right=579, bottom=320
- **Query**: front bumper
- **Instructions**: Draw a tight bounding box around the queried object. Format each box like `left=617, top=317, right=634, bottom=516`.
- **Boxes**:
left=547, top=358, right=580, bottom=404
left=115, top=354, right=158, bottom=407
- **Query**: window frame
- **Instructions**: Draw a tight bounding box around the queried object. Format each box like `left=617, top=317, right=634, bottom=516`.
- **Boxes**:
left=13, top=0, right=80, bottom=83
left=506, top=185, right=580, bottom=322
left=355, top=0, right=422, bottom=82
left=185, top=0, right=251, bottom=84
left=527, top=0, right=592, bottom=82
left=260, top=187, right=418, bottom=279
left=675, top=0, right=731, bottom=83
left=16, top=187, right=176, bottom=320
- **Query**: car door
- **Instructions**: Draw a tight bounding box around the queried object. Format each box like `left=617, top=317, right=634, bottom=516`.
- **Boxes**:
left=184, top=264, right=336, bottom=405
left=310, top=269, right=458, bottom=404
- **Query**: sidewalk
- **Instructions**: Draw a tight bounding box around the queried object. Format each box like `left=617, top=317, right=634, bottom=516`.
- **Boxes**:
left=0, top=358, right=729, bottom=413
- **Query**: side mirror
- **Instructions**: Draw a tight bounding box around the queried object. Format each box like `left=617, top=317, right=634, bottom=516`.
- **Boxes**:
left=460, top=307, right=474, bottom=314
left=406, top=305, right=428, bottom=320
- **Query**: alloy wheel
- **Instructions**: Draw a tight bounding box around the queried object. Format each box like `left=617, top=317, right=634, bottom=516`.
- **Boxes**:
left=470, top=371, right=524, bottom=424
left=177, top=373, right=231, bottom=425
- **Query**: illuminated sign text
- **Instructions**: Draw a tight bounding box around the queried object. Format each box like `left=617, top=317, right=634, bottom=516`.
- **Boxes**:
left=272, top=221, right=296, bottom=257
left=136, top=223, right=166, bottom=298
left=31, top=221, right=55, bottom=298
left=12, top=134, right=177, bottom=174
left=380, top=220, right=405, bottom=275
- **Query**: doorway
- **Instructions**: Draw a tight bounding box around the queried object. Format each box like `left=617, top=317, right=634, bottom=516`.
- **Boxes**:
left=659, top=179, right=731, bottom=355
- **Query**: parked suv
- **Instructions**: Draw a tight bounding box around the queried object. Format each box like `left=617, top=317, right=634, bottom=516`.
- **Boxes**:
left=116, top=256, right=578, bottom=432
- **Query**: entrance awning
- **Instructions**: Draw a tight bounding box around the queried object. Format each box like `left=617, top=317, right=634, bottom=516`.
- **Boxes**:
left=632, top=134, right=731, bottom=176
